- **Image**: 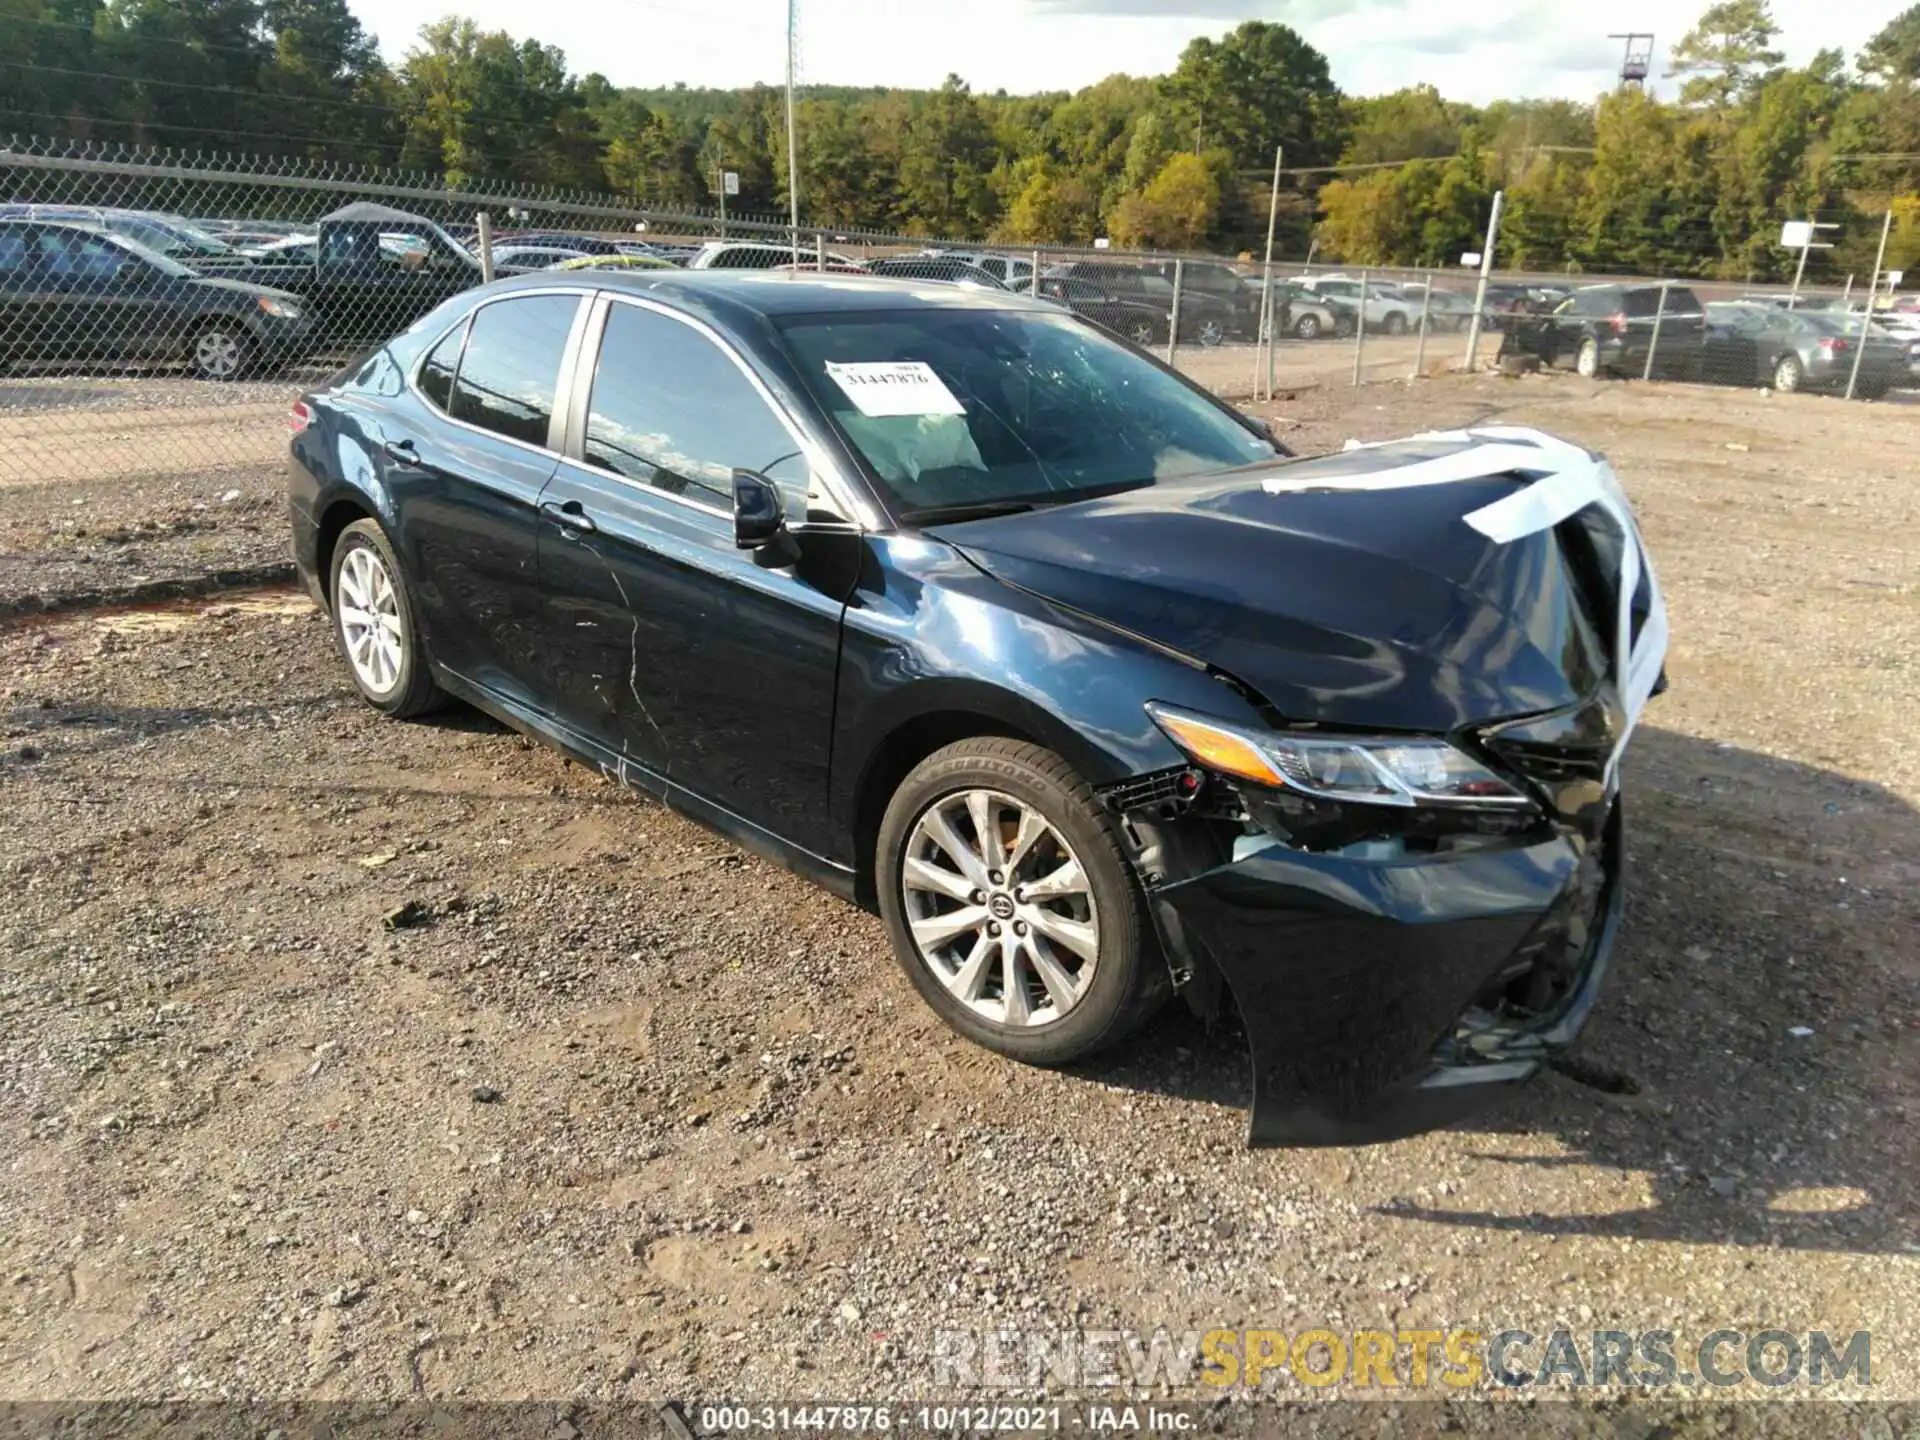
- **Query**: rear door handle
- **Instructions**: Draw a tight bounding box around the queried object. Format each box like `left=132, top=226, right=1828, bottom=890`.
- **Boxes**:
left=539, top=499, right=597, bottom=535
left=383, top=437, right=421, bottom=467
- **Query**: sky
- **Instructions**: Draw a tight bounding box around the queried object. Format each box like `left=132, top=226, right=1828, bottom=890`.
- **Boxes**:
left=348, top=0, right=1901, bottom=104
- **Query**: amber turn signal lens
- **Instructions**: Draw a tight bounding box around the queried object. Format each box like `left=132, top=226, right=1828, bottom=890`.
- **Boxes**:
left=1147, top=708, right=1284, bottom=787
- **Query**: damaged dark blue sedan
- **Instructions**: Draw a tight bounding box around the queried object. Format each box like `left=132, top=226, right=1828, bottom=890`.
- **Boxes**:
left=288, top=271, right=1667, bottom=1146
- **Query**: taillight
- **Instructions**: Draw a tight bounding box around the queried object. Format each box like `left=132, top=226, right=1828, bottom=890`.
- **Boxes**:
left=1608, top=312, right=1627, bottom=334
left=289, top=400, right=313, bottom=434
left=1818, top=337, right=1851, bottom=353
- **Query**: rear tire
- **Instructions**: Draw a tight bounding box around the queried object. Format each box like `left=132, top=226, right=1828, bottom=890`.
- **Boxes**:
left=1773, top=354, right=1802, bottom=393
left=328, top=519, right=445, bottom=718
left=1383, top=311, right=1409, bottom=336
left=1195, top=318, right=1226, bottom=348
left=1575, top=337, right=1602, bottom=379
left=1293, top=313, right=1321, bottom=341
left=1126, top=319, right=1159, bottom=347
left=876, top=739, right=1168, bottom=1067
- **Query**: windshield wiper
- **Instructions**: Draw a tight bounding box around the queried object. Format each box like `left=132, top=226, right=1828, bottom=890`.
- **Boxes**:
left=902, top=498, right=1042, bottom=525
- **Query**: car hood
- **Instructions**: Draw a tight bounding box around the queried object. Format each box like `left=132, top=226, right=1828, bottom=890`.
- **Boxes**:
left=929, top=441, right=1615, bottom=734
left=187, top=274, right=308, bottom=305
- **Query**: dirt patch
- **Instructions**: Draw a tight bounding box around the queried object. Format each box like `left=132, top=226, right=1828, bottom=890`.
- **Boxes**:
left=0, top=374, right=1915, bottom=1408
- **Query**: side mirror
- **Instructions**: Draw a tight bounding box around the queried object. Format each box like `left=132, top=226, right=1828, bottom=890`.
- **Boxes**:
left=732, top=469, right=787, bottom=550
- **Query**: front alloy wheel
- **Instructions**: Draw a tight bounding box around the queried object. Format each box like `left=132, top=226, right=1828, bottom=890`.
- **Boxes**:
left=1195, top=318, right=1226, bottom=348
left=901, top=788, right=1099, bottom=1029
left=1294, top=313, right=1322, bottom=341
left=1127, top=319, right=1158, bottom=347
left=876, top=739, right=1167, bottom=1065
left=1774, top=354, right=1802, bottom=393
left=191, top=324, right=251, bottom=381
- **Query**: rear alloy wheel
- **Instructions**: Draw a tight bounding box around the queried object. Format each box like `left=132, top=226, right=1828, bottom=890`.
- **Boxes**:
left=328, top=519, right=444, bottom=717
left=877, top=739, right=1166, bottom=1066
left=1294, top=313, right=1322, bottom=341
left=1576, top=337, right=1602, bottom=379
left=190, top=323, right=252, bottom=381
left=1773, top=354, right=1802, bottom=393
left=1195, top=318, right=1226, bottom=348
left=1126, top=319, right=1159, bottom=347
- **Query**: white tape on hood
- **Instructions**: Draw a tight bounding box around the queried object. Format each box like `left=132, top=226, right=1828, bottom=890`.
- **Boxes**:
left=1261, top=426, right=1668, bottom=778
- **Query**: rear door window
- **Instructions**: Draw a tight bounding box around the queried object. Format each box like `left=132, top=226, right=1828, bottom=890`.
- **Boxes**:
left=448, top=294, right=580, bottom=447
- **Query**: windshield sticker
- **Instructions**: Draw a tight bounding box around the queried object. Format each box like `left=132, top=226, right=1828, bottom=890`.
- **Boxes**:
left=824, top=361, right=966, bottom=418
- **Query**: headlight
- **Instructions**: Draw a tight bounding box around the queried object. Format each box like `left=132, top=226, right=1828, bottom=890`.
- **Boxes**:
left=256, top=296, right=302, bottom=319
left=1146, top=703, right=1531, bottom=808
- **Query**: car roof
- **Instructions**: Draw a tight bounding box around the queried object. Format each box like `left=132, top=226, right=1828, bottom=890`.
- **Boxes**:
left=487, top=267, right=1061, bottom=322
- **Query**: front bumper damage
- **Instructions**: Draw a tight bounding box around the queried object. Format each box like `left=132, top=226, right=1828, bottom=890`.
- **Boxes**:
left=1145, top=802, right=1621, bottom=1146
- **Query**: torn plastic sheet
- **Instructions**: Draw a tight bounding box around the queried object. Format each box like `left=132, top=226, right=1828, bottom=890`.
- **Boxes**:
left=1260, top=426, right=1668, bottom=777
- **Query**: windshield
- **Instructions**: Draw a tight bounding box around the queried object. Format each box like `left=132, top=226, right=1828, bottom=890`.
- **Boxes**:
left=100, top=231, right=195, bottom=279
left=776, top=307, right=1278, bottom=518
left=109, top=215, right=235, bottom=258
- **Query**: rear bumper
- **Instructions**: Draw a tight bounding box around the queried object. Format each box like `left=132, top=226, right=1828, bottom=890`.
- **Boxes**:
left=1152, top=805, right=1622, bottom=1146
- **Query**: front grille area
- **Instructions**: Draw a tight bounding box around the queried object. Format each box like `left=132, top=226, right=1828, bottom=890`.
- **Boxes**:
left=1099, top=767, right=1199, bottom=818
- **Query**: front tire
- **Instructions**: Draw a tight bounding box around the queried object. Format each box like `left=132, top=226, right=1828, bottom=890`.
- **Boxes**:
left=1195, top=318, right=1226, bottom=348
left=1126, top=319, right=1159, bottom=347
left=1293, top=313, right=1321, bottom=341
left=876, top=739, right=1167, bottom=1066
left=190, top=322, right=253, bottom=381
left=1382, top=311, right=1409, bottom=336
left=1773, top=354, right=1802, bottom=393
left=328, top=518, right=444, bottom=717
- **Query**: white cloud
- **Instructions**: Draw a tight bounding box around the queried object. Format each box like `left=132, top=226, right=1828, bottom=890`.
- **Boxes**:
left=352, top=0, right=1897, bottom=103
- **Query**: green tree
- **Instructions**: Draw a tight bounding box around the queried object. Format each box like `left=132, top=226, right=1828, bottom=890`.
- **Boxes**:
left=997, top=157, right=1098, bottom=243
left=1110, top=150, right=1223, bottom=249
left=898, top=74, right=998, bottom=234
left=1162, top=21, right=1341, bottom=170
left=1340, top=86, right=1464, bottom=166
left=397, top=19, right=605, bottom=187
left=257, top=0, right=395, bottom=162
left=1861, top=5, right=1920, bottom=81
left=1502, top=154, right=1588, bottom=270
left=1667, top=0, right=1785, bottom=107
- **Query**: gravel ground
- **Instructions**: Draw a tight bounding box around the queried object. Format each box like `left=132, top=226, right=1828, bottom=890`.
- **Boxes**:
left=0, top=371, right=1915, bottom=1416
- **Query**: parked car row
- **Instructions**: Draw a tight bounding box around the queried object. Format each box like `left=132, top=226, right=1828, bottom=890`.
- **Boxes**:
left=1499, top=284, right=1915, bottom=398
left=6, top=198, right=1915, bottom=394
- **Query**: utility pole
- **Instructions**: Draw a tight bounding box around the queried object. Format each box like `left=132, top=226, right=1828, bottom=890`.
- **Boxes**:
left=1252, top=145, right=1283, bottom=401
left=716, top=142, right=727, bottom=238
left=786, top=0, right=801, bottom=256
left=1462, top=190, right=1504, bottom=372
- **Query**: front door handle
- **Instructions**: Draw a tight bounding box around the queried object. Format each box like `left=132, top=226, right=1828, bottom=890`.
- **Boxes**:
left=539, top=499, right=597, bottom=535
left=383, top=437, right=421, bottom=467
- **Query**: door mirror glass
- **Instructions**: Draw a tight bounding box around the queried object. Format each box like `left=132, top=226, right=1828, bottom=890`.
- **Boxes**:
left=733, top=469, right=787, bottom=549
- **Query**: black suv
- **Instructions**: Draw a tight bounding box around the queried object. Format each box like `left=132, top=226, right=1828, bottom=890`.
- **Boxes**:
left=1503, top=283, right=1706, bottom=380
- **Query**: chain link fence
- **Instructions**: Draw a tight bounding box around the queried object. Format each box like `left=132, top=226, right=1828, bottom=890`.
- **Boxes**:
left=3, top=138, right=1915, bottom=496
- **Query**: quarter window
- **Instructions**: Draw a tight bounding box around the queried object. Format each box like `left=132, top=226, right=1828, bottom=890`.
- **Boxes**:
left=417, top=318, right=467, bottom=413
left=448, top=295, right=579, bottom=447
left=583, top=302, right=810, bottom=512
